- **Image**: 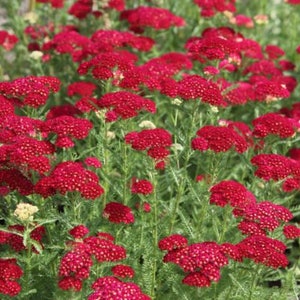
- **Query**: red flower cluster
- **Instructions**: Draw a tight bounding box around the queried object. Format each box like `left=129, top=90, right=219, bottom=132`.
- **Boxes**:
left=45, top=104, right=82, bottom=120
left=0, top=258, right=23, bottom=297
left=125, top=128, right=172, bottom=168
left=0, top=115, right=42, bottom=141
left=236, top=201, right=293, bottom=235
left=183, top=25, right=295, bottom=106
left=59, top=229, right=126, bottom=291
left=103, top=202, right=134, bottom=224
left=0, top=76, right=60, bottom=108
left=67, top=81, right=97, bottom=98
left=84, top=157, right=102, bottom=169
left=68, top=0, right=93, bottom=19
left=0, top=169, right=34, bottom=196
left=58, top=243, right=93, bottom=291
left=69, top=225, right=90, bottom=239
left=120, top=6, right=185, bottom=32
left=85, top=234, right=126, bottom=263
left=98, top=91, right=156, bottom=122
left=41, top=115, right=93, bottom=148
left=280, top=103, right=300, bottom=136
left=131, top=178, right=153, bottom=195
left=77, top=51, right=137, bottom=81
left=283, top=225, right=300, bottom=239
left=191, top=125, right=249, bottom=153
left=90, top=29, right=155, bottom=52
left=159, top=235, right=229, bottom=287
left=251, top=78, right=290, bottom=102
left=68, top=0, right=124, bottom=19
left=89, top=276, right=150, bottom=300
left=238, top=235, right=288, bottom=268
left=252, top=113, right=296, bottom=138
left=158, top=234, right=188, bottom=251
left=42, top=30, right=91, bottom=62
left=285, top=0, right=300, bottom=5
left=36, top=0, right=64, bottom=8
left=34, top=161, right=104, bottom=200
left=193, top=0, right=236, bottom=17
left=185, top=32, right=238, bottom=63
left=0, top=136, right=55, bottom=175
left=222, top=82, right=256, bottom=105
left=0, top=30, right=18, bottom=51
left=210, top=180, right=256, bottom=208
left=0, top=224, right=45, bottom=253
left=111, top=264, right=135, bottom=278
left=177, top=75, right=226, bottom=106
left=121, top=52, right=192, bottom=91
left=251, top=153, right=300, bottom=181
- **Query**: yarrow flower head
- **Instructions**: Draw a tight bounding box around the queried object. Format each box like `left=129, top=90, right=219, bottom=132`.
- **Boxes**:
left=159, top=235, right=229, bottom=287
left=69, top=225, right=90, bottom=239
left=158, top=234, right=188, bottom=251
left=0, top=76, right=60, bottom=108
left=120, top=6, right=185, bottom=32
left=59, top=229, right=127, bottom=292
left=210, top=180, right=256, bottom=208
left=111, top=264, right=135, bottom=278
left=90, top=29, right=155, bottom=52
left=251, top=153, right=299, bottom=181
left=125, top=128, right=172, bottom=168
left=97, top=91, right=156, bottom=122
left=0, top=30, right=18, bottom=51
left=192, top=125, right=249, bottom=153
left=252, top=113, right=296, bottom=138
left=235, top=201, right=293, bottom=235
left=283, top=224, right=300, bottom=239
left=193, top=0, right=236, bottom=17
left=41, top=115, right=93, bottom=148
left=238, top=235, right=288, bottom=268
left=0, top=136, right=55, bottom=175
left=0, top=169, right=34, bottom=196
left=42, top=30, right=91, bottom=62
left=84, top=157, right=102, bottom=169
left=0, top=258, right=23, bottom=297
left=177, top=75, right=227, bottom=106
left=14, top=203, right=38, bottom=221
left=58, top=243, right=93, bottom=291
left=0, top=224, right=45, bottom=253
left=34, top=161, right=104, bottom=200
left=131, top=178, right=153, bottom=195
left=84, top=235, right=126, bottom=262
left=103, top=202, right=134, bottom=224
left=89, top=276, right=150, bottom=300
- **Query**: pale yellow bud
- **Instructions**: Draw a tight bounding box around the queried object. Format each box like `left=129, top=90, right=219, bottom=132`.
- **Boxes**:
left=107, top=131, right=116, bottom=140
left=23, top=12, right=38, bottom=24
left=29, top=51, right=43, bottom=60
left=14, top=203, right=38, bottom=221
left=139, top=120, right=156, bottom=129
left=210, top=106, right=219, bottom=113
left=171, top=143, right=184, bottom=151
left=172, top=98, right=183, bottom=106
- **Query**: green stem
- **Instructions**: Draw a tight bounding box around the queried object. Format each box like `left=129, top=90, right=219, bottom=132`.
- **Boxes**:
left=150, top=170, right=158, bottom=299
left=225, top=262, right=236, bottom=300
left=168, top=101, right=199, bottom=234
left=122, top=139, right=128, bottom=205
left=23, top=224, right=33, bottom=295
left=217, top=205, right=232, bottom=243
left=248, top=264, right=262, bottom=300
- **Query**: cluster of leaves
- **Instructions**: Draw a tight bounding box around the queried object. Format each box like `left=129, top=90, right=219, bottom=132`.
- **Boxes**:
left=1, top=0, right=300, bottom=299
